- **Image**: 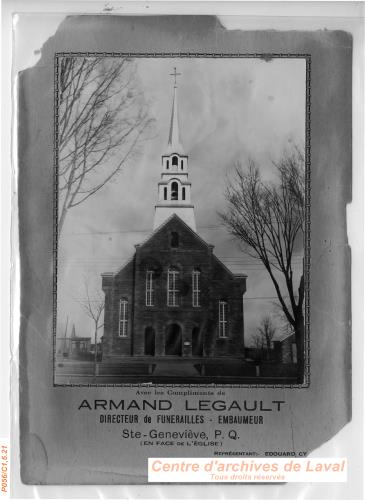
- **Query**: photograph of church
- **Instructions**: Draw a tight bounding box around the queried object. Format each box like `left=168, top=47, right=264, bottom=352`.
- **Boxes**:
left=101, top=74, right=247, bottom=363
left=55, top=57, right=306, bottom=385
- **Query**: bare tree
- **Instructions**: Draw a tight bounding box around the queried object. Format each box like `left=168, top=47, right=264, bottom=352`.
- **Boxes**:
left=251, top=331, right=265, bottom=350
left=257, top=315, right=276, bottom=360
left=250, top=316, right=276, bottom=361
left=81, top=281, right=105, bottom=380
left=57, top=56, right=152, bottom=234
left=220, top=147, right=305, bottom=381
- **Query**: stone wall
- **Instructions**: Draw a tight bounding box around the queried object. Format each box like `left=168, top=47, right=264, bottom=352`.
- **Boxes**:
left=102, top=216, right=246, bottom=359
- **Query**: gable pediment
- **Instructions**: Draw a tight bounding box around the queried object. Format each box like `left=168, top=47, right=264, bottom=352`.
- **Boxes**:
left=137, top=214, right=212, bottom=253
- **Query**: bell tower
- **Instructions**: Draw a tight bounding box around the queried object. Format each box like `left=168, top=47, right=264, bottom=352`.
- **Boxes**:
left=153, top=68, right=196, bottom=231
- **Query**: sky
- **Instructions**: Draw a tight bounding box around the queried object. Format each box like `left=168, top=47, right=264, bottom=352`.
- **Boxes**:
left=56, top=56, right=306, bottom=344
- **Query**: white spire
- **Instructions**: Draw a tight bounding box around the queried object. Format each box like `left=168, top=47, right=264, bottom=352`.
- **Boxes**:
left=167, top=85, right=184, bottom=154
left=167, top=68, right=184, bottom=155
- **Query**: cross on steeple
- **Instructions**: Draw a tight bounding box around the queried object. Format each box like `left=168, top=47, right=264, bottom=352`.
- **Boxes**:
left=170, top=67, right=181, bottom=87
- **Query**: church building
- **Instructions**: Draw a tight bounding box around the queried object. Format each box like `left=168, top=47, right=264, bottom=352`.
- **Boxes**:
left=101, top=70, right=247, bottom=362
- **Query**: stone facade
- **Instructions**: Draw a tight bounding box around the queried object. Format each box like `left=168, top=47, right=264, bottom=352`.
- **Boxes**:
left=102, top=73, right=247, bottom=362
left=101, top=215, right=247, bottom=361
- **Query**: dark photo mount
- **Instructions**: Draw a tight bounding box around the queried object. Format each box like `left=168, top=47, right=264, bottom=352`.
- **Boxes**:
left=18, top=15, right=351, bottom=485
left=53, top=53, right=310, bottom=387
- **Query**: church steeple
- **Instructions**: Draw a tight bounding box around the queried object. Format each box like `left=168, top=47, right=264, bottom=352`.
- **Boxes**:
left=167, top=70, right=184, bottom=155
left=153, top=68, right=196, bottom=231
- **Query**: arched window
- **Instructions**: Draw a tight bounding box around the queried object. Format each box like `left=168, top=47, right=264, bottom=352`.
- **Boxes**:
left=145, top=270, right=154, bottom=306
left=171, top=231, right=179, bottom=248
left=167, top=268, right=179, bottom=306
left=119, top=299, right=128, bottom=337
left=171, top=181, right=178, bottom=201
left=166, top=160, right=169, bottom=170
left=180, top=159, right=184, bottom=170
left=163, top=187, right=167, bottom=200
left=192, top=269, right=201, bottom=307
left=172, top=155, right=178, bottom=166
left=182, top=187, right=186, bottom=201
left=218, top=300, right=228, bottom=338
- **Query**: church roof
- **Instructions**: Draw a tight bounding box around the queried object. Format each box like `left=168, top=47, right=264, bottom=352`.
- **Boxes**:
left=138, top=213, right=211, bottom=250
left=111, top=213, right=247, bottom=279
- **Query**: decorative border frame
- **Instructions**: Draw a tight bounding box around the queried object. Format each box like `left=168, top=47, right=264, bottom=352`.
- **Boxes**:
left=53, top=52, right=311, bottom=389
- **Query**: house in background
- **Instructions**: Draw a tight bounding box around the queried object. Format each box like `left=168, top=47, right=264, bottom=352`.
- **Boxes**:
left=273, top=333, right=297, bottom=364
left=101, top=71, right=247, bottom=362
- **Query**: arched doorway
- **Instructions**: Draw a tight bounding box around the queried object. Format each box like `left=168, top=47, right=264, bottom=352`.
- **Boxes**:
left=192, top=327, right=203, bottom=356
left=165, top=324, right=182, bottom=356
left=144, top=327, right=155, bottom=356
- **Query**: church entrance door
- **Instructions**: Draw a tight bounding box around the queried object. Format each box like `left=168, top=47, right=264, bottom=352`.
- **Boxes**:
left=144, top=327, right=155, bottom=356
left=192, top=327, right=203, bottom=356
left=165, top=324, right=182, bottom=356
